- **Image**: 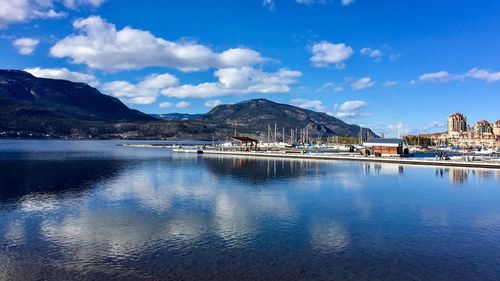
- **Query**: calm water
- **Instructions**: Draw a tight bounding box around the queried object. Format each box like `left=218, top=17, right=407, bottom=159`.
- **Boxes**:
left=0, top=140, right=499, bottom=281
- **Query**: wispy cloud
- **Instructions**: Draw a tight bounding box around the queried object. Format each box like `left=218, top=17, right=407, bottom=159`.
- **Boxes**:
left=360, top=47, right=383, bottom=62
left=350, top=77, right=375, bottom=90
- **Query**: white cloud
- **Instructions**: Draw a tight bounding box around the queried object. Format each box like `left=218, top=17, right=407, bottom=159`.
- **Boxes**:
left=13, top=37, right=39, bottom=55
left=139, top=73, right=179, bottom=89
left=24, top=67, right=99, bottom=86
left=204, top=99, right=223, bottom=108
left=415, top=68, right=500, bottom=84
left=316, top=82, right=344, bottom=93
left=336, top=100, right=367, bottom=111
left=418, top=71, right=459, bottom=83
left=296, top=0, right=330, bottom=4
left=333, top=100, right=368, bottom=118
left=350, top=77, right=375, bottom=90
left=310, top=41, right=353, bottom=69
left=262, top=0, right=276, bottom=11
left=0, top=0, right=65, bottom=28
left=62, top=0, right=106, bottom=9
left=466, top=68, right=500, bottom=83
left=383, top=80, right=398, bottom=87
left=103, top=73, right=179, bottom=105
left=50, top=16, right=265, bottom=72
left=290, top=99, right=325, bottom=112
left=175, top=101, right=190, bottom=109
left=161, top=67, right=301, bottom=99
left=159, top=102, right=173, bottom=108
left=360, top=47, right=383, bottom=61
left=341, top=0, right=354, bottom=6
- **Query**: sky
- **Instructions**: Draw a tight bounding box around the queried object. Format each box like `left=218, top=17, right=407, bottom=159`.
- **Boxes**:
left=1, top=0, right=499, bottom=136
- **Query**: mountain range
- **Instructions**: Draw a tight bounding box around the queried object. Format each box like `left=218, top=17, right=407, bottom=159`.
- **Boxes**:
left=0, top=69, right=376, bottom=140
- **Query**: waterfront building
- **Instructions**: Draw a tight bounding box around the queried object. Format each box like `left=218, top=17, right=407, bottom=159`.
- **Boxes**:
left=493, top=120, right=500, bottom=136
left=362, top=138, right=408, bottom=156
left=447, top=113, right=467, bottom=135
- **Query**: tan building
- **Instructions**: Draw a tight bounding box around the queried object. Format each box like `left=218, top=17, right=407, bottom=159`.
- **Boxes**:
left=445, top=114, right=499, bottom=148
left=494, top=120, right=500, bottom=136
left=447, top=113, right=467, bottom=135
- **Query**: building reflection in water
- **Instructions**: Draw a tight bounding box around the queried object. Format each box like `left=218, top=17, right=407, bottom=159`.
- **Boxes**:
left=363, top=163, right=404, bottom=177
left=435, top=167, right=499, bottom=185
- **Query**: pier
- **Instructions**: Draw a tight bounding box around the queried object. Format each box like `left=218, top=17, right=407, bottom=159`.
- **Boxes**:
left=173, top=149, right=500, bottom=169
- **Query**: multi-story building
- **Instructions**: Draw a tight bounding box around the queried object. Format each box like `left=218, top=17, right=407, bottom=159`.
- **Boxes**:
left=493, top=120, right=500, bottom=136
left=447, top=113, right=467, bottom=135
left=445, top=114, right=499, bottom=148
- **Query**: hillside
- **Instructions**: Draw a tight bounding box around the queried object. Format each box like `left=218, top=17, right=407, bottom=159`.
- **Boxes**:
left=0, top=70, right=152, bottom=121
left=202, top=99, right=375, bottom=139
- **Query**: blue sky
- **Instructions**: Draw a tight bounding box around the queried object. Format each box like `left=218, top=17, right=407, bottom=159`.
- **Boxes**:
left=1, top=0, right=499, bottom=136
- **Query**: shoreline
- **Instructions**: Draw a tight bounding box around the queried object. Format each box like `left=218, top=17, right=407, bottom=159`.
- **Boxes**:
left=175, top=149, right=500, bottom=169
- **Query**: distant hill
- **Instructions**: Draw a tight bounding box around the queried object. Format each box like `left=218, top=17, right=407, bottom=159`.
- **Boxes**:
left=0, top=69, right=376, bottom=140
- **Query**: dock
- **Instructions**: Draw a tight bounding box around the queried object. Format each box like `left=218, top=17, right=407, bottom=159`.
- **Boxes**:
left=183, top=149, right=500, bottom=169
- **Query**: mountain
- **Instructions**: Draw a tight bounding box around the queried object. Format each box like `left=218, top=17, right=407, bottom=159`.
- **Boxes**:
left=0, top=69, right=152, bottom=121
left=201, top=99, right=376, bottom=140
left=0, top=69, right=376, bottom=140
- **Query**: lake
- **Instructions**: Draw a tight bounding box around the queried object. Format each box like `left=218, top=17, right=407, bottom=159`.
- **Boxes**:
left=0, top=140, right=499, bottom=281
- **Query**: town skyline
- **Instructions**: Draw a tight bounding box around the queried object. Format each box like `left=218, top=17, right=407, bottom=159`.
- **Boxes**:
left=1, top=0, right=499, bottom=136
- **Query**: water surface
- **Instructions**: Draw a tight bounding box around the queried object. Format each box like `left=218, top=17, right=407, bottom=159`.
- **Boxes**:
left=0, top=140, right=499, bottom=281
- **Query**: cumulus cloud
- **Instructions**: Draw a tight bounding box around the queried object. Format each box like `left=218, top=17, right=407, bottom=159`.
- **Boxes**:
left=103, top=73, right=179, bottom=105
left=0, top=0, right=105, bottom=28
left=204, top=99, right=223, bottom=108
left=350, top=77, right=375, bottom=90
left=466, top=68, right=500, bottom=83
left=333, top=100, right=368, bottom=118
left=24, top=67, right=99, bottom=86
left=161, top=67, right=301, bottom=99
left=290, top=99, right=325, bottom=112
left=50, top=16, right=265, bottom=72
left=13, top=37, right=39, bottom=55
left=0, top=0, right=65, bottom=27
left=310, top=41, right=353, bottom=69
left=360, top=47, right=383, bottom=61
